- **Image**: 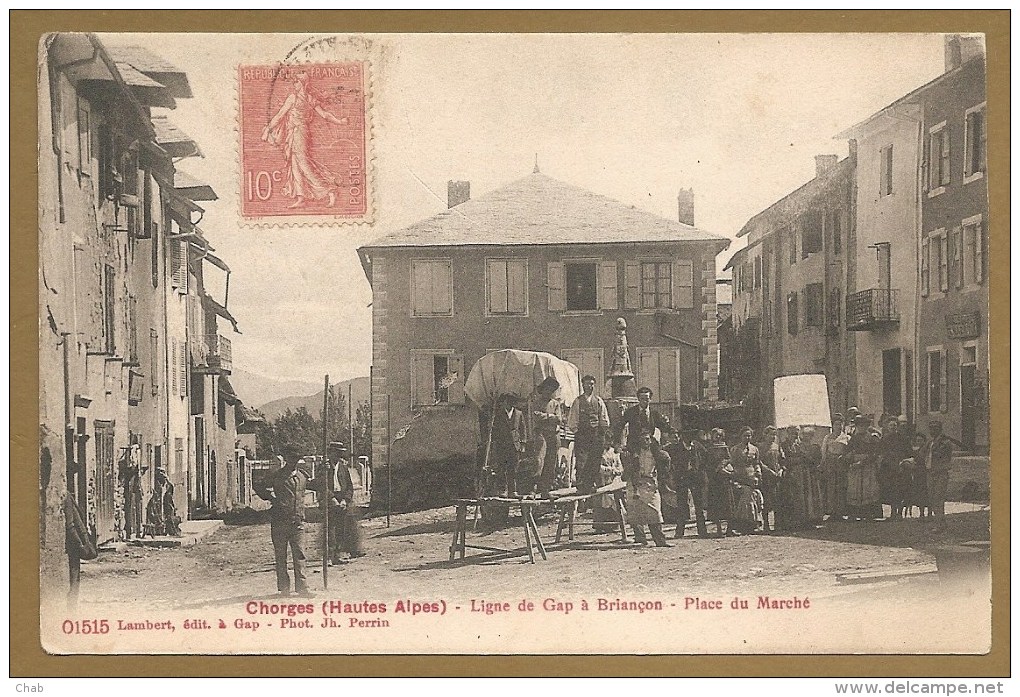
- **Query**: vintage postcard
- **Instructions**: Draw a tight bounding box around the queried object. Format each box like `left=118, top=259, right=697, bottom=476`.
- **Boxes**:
left=36, top=30, right=996, bottom=657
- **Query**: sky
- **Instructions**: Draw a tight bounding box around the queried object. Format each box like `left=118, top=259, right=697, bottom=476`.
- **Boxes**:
left=101, top=32, right=946, bottom=389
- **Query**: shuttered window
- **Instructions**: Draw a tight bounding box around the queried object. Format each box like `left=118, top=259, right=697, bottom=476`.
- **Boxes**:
left=599, top=261, right=618, bottom=310
left=927, top=348, right=947, bottom=413
left=411, top=352, right=465, bottom=407
left=929, top=125, right=950, bottom=190
left=411, top=259, right=453, bottom=316
left=938, top=233, right=949, bottom=292
left=963, top=217, right=985, bottom=285
left=636, top=347, right=679, bottom=404
left=965, top=105, right=987, bottom=178
left=150, top=329, right=160, bottom=396
left=879, top=144, right=894, bottom=196
left=547, top=261, right=566, bottom=311
left=171, top=238, right=188, bottom=292
left=560, top=349, right=604, bottom=398
left=178, top=340, right=188, bottom=397
left=640, top=262, right=671, bottom=309
left=920, top=237, right=930, bottom=297
left=673, top=259, right=694, bottom=309
left=623, top=261, right=641, bottom=309
left=952, top=226, right=964, bottom=289
left=486, top=258, right=528, bottom=315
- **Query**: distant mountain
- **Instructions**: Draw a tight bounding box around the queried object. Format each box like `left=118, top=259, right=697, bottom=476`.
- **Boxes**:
left=228, top=368, right=321, bottom=409
left=258, top=376, right=371, bottom=421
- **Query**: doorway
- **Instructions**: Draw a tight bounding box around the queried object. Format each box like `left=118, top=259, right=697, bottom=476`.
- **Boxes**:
left=960, top=344, right=977, bottom=451
left=882, top=348, right=902, bottom=416
left=93, top=420, right=116, bottom=543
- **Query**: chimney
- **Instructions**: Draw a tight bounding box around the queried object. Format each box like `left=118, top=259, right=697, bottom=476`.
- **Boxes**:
left=677, top=188, right=695, bottom=227
left=944, top=34, right=984, bottom=72
left=815, top=154, right=839, bottom=178
left=447, top=180, right=470, bottom=209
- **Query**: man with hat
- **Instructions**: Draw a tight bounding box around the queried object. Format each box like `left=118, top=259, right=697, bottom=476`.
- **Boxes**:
left=329, top=441, right=370, bottom=559
left=923, top=420, right=962, bottom=533
left=255, top=455, right=312, bottom=596
left=567, top=375, right=610, bottom=494
left=666, top=427, right=710, bottom=538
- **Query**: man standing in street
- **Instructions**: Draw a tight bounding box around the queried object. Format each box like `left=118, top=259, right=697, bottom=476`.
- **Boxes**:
left=618, top=386, right=674, bottom=454
left=331, top=442, right=370, bottom=560
left=255, top=455, right=312, bottom=596
left=567, top=375, right=611, bottom=493
left=667, top=428, right=710, bottom=539
left=924, top=420, right=961, bottom=534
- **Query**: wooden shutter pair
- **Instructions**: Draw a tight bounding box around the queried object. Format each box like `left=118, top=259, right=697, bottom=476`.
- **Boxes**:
left=547, top=261, right=619, bottom=311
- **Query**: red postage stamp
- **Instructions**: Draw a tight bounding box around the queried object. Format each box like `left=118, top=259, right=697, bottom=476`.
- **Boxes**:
left=238, top=62, right=370, bottom=223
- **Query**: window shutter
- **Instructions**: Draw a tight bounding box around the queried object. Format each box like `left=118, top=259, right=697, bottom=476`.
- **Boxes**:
left=952, top=226, right=964, bottom=289
left=636, top=348, right=660, bottom=399
left=488, top=260, right=508, bottom=314
left=920, top=238, right=930, bottom=296
left=448, top=355, right=465, bottom=405
left=410, top=353, right=434, bottom=407
left=150, top=329, right=159, bottom=396
left=598, top=261, right=618, bottom=310
left=433, top=260, right=452, bottom=315
left=412, top=261, right=431, bottom=315
left=672, top=259, right=694, bottom=309
left=942, top=126, right=950, bottom=183
left=77, top=97, right=90, bottom=174
left=179, top=343, right=188, bottom=397
left=170, top=340, right=178, bottom=396
left=623, top=261, right=640, bottom=309
left=975, top=223, right=985, bottom=284
left=508, top=260, right=527, bottom=314
left=659, top=349, right=679, bottom=403
left=547, top=262, right=565, bottom=311
left=939, top=234, right=949, bottom=292
left=939, top=348, right=948, bottom=413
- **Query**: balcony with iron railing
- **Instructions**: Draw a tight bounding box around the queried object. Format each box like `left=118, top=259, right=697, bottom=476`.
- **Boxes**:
left=846, top=288, right=900, bottom=331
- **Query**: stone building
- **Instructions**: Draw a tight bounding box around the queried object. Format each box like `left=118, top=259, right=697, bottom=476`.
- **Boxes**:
left=357, top=172, right=728, bottom=505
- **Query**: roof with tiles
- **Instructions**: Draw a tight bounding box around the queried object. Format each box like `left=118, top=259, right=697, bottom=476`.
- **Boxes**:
left=361, top=173, right=729, bottom=250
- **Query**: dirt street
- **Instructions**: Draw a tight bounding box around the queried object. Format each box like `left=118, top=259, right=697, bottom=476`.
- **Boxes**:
left=74, top=502, right=990, bottom=612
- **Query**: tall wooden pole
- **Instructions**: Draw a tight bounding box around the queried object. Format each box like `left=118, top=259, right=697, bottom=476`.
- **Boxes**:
left=386, top=394, right=391, bottom=528
left=321, top=375, right=330, bottom=589
left=348, top=382, right=355, bottom=469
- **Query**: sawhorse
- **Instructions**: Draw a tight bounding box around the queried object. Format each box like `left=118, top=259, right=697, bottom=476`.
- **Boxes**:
left=449, top=498, right=548, bottom=563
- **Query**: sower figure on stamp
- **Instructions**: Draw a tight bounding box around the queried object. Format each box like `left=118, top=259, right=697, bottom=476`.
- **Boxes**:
left=567, top=375, right=611, bottom=494
left=255, top=455, right=312, bottom=597
left=261, top=70, right=347, bottom=209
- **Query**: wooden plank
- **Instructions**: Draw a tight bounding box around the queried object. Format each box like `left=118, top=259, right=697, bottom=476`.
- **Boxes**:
left=836, top=564, right=938, bottom=585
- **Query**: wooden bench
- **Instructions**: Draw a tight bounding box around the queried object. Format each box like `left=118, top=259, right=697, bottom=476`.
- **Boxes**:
left=551, top=480, right=628, bottom=544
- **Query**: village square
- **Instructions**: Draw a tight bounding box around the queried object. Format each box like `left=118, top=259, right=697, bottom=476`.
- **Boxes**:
left=36, top=32, right=993, bottom=654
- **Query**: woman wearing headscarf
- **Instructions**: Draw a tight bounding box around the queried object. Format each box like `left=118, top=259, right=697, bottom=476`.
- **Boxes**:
left=846, top=421, right=883, bottom=520
left=820, top=415, right=850, bottom=521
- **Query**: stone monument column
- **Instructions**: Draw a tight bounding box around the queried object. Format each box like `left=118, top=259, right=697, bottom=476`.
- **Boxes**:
left=605, top=317, right=639, bottom=435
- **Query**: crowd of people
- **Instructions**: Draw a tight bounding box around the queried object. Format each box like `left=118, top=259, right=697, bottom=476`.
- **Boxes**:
left=480, top=376, right=963, bottom=545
